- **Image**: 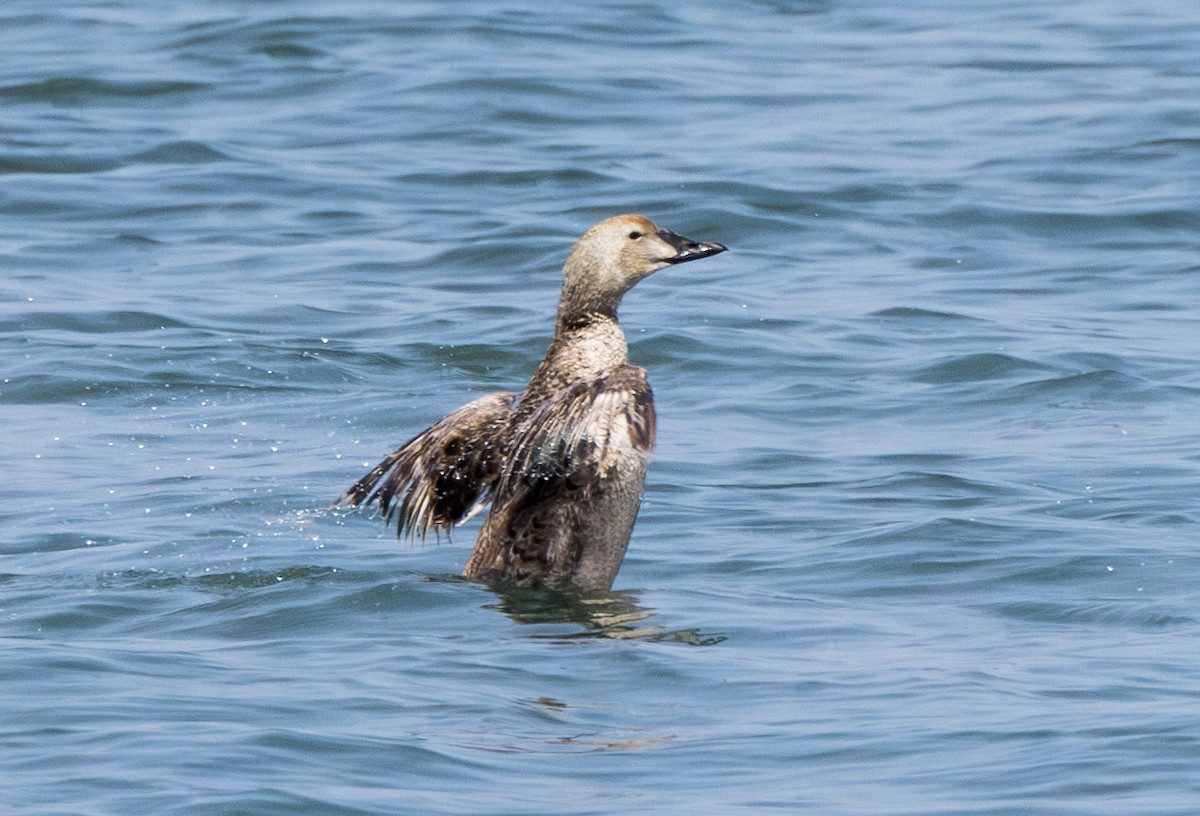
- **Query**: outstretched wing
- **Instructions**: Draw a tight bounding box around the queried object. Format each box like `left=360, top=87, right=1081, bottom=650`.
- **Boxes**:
left=337, top=391, right=516, bottom=540
left=499, top=366, right=655, bottom=500
left=464, top=366, right=655, bottom=584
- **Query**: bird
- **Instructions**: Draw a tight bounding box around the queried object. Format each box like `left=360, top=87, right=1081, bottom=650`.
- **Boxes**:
left=337, top=214, right=726, bottom=590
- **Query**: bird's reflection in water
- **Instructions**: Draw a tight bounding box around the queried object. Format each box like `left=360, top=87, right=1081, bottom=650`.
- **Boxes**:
left=487, top=585, right=726, bottom=646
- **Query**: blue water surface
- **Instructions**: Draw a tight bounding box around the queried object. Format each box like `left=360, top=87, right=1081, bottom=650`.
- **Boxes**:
left=3, top=1, right=1200, bottom=814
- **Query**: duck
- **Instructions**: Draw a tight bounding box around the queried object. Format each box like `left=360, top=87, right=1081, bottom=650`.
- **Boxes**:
left=337, top=214, right=726, bottom=590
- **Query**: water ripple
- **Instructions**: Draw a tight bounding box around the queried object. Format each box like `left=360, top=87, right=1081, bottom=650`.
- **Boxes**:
left=0, top=76, right=210, bottom=104
left=5, top=1, right=1200, bottom=813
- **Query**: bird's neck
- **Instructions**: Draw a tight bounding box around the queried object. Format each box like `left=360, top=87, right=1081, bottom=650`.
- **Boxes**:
left=555, top=306, right=618, bottom=335
left=519, top=313, right=629, bottom=413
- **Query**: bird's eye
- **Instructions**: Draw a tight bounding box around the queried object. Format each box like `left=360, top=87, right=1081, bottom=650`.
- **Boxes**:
left=628, top=231, right=643, bottom=240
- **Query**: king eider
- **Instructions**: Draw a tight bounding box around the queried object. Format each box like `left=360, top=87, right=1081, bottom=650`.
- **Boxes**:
left=338, top=215, right=727, bottom=589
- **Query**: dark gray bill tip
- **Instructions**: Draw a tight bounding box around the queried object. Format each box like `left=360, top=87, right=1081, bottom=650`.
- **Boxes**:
left=657, top=229, right=728, bottom=264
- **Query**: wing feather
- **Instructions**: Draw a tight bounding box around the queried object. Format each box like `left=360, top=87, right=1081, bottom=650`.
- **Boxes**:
left=337, top=391, right=515, bottom=540
left=497, top=365, right=654, bottom=503
left=463, top=366, right=655, bottom=584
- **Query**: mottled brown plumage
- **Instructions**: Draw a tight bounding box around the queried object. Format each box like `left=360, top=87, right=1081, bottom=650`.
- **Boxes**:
left=337, top=214, right=725, bottom=589
left=339, top=392, right=515, bottom=540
